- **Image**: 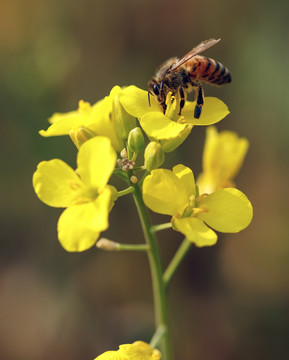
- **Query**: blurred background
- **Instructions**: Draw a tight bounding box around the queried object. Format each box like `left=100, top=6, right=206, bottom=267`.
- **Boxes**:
left=1, top=0, right=289, bottom=359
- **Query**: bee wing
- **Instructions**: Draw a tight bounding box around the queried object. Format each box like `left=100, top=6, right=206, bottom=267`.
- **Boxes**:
left=169, top=38, right=221, bottom=71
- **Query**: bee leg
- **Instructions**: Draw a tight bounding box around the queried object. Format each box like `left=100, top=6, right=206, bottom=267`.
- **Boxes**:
left=194, top=83, right=204, bottom=119
left=160, top=81, right=167, bottom=114
left=161, top=102, right=167, bottom=114
left=178, top=86, right=185, bottom=115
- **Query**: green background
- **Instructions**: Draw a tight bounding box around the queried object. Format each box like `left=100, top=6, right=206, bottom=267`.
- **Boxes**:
left=1, top=0, right=288, bottom=359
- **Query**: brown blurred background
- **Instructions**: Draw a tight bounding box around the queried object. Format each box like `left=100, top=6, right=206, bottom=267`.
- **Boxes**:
left=1, top=0, right=289, bottom=359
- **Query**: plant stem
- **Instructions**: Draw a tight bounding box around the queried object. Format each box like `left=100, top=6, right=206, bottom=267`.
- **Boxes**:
left=96, top=239, right=149, bottom=252
left=150, top=324, right=167, bottom=348
left=117, top=186, right=134, bottom=197
left=139, top=170, right=149, bottom=187
left=132, top=182, right=171, bottom=360
left=163, top=238, right=192, bottom=288
left=116, top=243, right=149, bottom=251
left=151, top=222, right=172, bottom=233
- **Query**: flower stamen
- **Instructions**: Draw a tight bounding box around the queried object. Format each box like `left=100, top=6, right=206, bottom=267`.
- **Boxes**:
left=164, top=92, right=181, bottom=122
left=192, top=206, right=209, bottom=215
left=196, top=193, right=209, bottom=202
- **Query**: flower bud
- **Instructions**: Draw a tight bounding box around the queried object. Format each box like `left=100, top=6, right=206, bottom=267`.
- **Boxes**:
left=130, top=175, right=138, bottom=184
left=96, top=238, right=118, bottom=251
left=120, top=148, right=128, bottom=159
left=127, top=127, right=145, bottom=154
left=144, top=141, right=165, bottom=171
left=69, top=126, right=96, bottom=149
left=111, top=94, right=136, bottom=140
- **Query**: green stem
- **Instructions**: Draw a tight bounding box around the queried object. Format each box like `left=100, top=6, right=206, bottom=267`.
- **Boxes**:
left=163, top=238, right=192, bottom=288
left=139, top=170, right=149, bottom=187
left=132, top=183, right=171, bottom=360
left=150, top=324, right=167, bottom=348
left=113, top=169, right=129, bottom=181
left=132, top=165, right=146, bottom=172
left=96, top=239, right=149, bottom=252
left=116, top=243, right=149, bottom=251
left=117, top=187, right=134, bottom=197
left=151, top=222, right=172, bottom=233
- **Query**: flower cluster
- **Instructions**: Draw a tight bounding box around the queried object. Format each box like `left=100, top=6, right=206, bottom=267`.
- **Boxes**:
left=33, top=84, right=253, bottom=358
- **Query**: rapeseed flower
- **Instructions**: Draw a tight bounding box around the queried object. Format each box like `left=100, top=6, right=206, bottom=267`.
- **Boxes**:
left=143, top=164, right=252, bottom=247
left=119, top=85, right=229, bottom=152
left=94, top=341, right=161, bottom=360
left=33, top=136, right=117, bottom=252
left=39, top=86, right=133, bottom=152
left=197, top=126, right=249, bottom=194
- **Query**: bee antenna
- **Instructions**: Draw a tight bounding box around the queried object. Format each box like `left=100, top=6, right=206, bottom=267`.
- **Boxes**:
left=148, top=91, right=152, bottom=107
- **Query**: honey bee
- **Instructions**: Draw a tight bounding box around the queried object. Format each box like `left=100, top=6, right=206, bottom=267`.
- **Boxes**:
left=148, top=39, right=231, bottom=119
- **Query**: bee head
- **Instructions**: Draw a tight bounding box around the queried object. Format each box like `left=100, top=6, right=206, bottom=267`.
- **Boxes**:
left=148, top=79, right=161, bottom=95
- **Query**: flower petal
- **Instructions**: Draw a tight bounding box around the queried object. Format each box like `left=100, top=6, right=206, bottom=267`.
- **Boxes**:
left=140, top=112, right=188, bottom=140
left=88, top=86, right=124, bottom=151
left=119, top=341, right=161, bottom=359
left=182, top=97, right=229, bottom=125
left=33, top=159, right=82, bottom=207
left=143, top=169, right=189, bottom=216
left=119, top=85, right=160, bottom=118
left=160, top=124, right=192, bottom=152
left=172, top=164, right=196, bottom=199
left=39, top=101, right=92, bottom=137
left=57, top=187, right=112, bottom=252
left=39, top=87, right=124, bottom=152
left=172, top=216, right=217, bottom=247
left=77, top=136, right=116, bottom=191
left=200, top=126, right=249, bottom=188
left=198, top=188, right=253, bottom=232
left=94, top=341, right=161, bottom=360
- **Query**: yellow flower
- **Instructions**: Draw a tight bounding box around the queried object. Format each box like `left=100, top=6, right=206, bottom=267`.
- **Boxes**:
left=94, top=341, right=161, bottom=360
left=143, top=165, right=253, bottom=247
left=39, top=86, right=125, bottom=152
left=119, top=85, right=229, bottom=152
left=197, top=126, right=249, bottom=194
left=33, top=136, right=117, bottom=252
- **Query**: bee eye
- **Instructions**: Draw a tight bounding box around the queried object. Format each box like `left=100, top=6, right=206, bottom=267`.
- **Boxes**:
left=153, top=83, right=160, bottom=96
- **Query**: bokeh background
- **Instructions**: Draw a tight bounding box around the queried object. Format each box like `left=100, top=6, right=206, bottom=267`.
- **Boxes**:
left=1, top=0, right=289, bottom=359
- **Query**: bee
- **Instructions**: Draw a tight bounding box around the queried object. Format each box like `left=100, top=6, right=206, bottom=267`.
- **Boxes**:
left=148, top=39, right=231, bottom=119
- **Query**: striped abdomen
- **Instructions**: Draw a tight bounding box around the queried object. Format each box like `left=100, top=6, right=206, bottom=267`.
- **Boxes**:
left=185, top=55, right=231, bottom=85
